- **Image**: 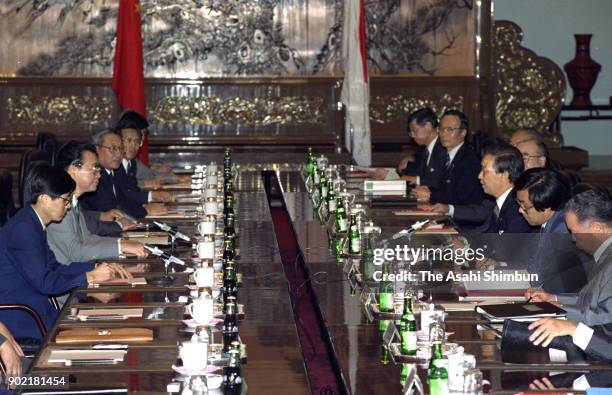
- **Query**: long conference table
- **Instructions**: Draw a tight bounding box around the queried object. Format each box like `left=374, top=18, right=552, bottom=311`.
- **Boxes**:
left=25, top=159, right=611, bottom=394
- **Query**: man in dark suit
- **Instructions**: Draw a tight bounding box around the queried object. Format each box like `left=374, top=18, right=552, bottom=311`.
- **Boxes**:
left=410, top=110, right=484, bottom=205
left=515, top=168, right=591, bottom=293
left=79, top=129, right=167, bottom=219
left=396, top=108, right=447, bottom=190
left=0, top=164, right=127, bottom=339
left=526, top=190, right=612, bottom=326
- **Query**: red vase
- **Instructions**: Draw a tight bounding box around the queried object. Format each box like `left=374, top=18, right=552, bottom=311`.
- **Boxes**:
left=564, top=34, right=601, bottom=107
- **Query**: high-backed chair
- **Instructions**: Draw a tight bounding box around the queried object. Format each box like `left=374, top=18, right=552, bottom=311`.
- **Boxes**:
left=0, top=304, right=46, bottom=355
left=18, top=149, right=51, bottom=208
left=0, top=169, right=16, bottom=227
left=36, top=133, right=60, bottom=166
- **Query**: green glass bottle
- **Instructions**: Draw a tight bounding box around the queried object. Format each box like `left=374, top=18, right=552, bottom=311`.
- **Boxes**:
left=335, top=197, right=347, bottom=233
left=400, top=363, right=410, bottom=387
left=428, top=357, right=449, bottom=395
left=379, top=319, right=390, bottom=365
left=429, top=341, right=444, bottom=371
left=326, top=179, right=337, bottom=213
left=348, top=213, right=361, bottom=254
left=319, top=169, right=328, bottom=203
left=378, top=261, right=394, bottom=312
left=223, top=340, right=243, bottom=394
left=306, top=148, right=315, bottom=174
left=400, top=296, right=418, bottom=355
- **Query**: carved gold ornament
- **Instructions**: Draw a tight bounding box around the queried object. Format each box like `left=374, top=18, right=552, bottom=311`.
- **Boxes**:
left=494, top=21, right=565, bottom=147
left=369, top=93, right=464, bottom=124
left=150, top=96, right=324, bottom=126
left=7, top=95, right=112, bottom=125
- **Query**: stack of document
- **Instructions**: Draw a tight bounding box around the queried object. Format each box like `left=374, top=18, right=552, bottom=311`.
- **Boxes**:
left=48, top=349, right=127, bottom=366
left=122, top=232, right=168, bottom=245
left=461, top=270, right=530, bottom=301
left=76, top=308, right=144, bottom=321
left=91, top=278, right=147, bottom=288
left=476, top=302, right=566, bottom=323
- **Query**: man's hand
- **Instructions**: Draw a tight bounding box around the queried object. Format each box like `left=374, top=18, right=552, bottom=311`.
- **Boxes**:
left=143, top=177, right=163, bottom=190
left=151, top=163, right=173, bottom=174
left=100, top=209, right=125, bottom=222
left=368, top=168, right=389, bottom=180
left=119, top=240, right=149, bottom=258
left=125, top=263, right=149, bottom=274
left=418, top=203, right=449, bottom=214
left=173, top=175, right=192, bottom=184
left=410, top=186, right=431, bottom=202
left=524, top=287, right=557, bottom=303
left=529, top=377, right=557, bottom=390
left=151, top=191, right=173, bottom=203
left=0, top=322, right=24, bottom=379
left=475, top=256, right=499, bottom=270
left=117, top=217, right=136, bottom=230
left=397, top=155, right=415, bottom=172
left=144, top=203, right=168, bottom=215
left=399, top=175, right=417, bottom=184
left=528, top=318, right=578, bottom=347
left=86, top=262, right=133, bottom=284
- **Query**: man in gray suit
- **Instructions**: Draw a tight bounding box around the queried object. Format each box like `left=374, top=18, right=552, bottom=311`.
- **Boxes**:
left=526, top=189, right=612, bottom=326
left=47, top=141, right=148, bottom=264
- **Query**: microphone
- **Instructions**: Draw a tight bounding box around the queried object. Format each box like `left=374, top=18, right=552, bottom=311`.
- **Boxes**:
left=153, top=221, right=191, bottom=242
left=391, top=220, right=430, bottom=240
left=144, top=245, right=185, bottom=266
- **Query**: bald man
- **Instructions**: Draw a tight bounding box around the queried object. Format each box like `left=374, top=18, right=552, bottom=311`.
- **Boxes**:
left=510, top=128, right=542, bottom=147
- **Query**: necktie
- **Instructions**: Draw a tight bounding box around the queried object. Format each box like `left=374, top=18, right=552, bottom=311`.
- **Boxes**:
left=110, top=171, right=117, bottom=197
left=493, top=205, right=500, bottom=219
left=126, top=160, right=131, bottom=175
left=444, top=151, right=451, bottom=169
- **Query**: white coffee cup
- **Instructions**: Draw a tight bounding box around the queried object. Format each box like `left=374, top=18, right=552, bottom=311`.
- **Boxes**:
left=197, top=238, right=215, bottom=259
left=198, top=220, right=216, bottom=236
left=207, top=164, right=218, bottom=175
left=194, top=266, right=215, bottom=288
left=204, top=199, right=218, bottom=215
left=207, top=175, right=218, bottom=185
left=187, top=295, right=214, bottom=324
left=179, top=340, right=208, bottom=371
left=205, top=187, right=217, bottom=199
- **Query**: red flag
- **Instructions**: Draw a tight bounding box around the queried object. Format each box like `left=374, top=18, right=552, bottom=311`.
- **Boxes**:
left=112, top=0, right=148, bottom=164
left=358, top=0, right=368, bottom=83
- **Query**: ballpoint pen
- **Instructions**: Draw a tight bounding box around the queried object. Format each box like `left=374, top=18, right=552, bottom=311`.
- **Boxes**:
left=525, top=284, right=543, bottom=303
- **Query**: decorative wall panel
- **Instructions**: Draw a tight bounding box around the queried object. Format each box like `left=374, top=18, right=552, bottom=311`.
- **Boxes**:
left=0, top=0, right=476, bottom=77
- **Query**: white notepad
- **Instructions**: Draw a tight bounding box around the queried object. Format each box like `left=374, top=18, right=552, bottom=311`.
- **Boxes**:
left=48, top=349, right=127, bottom=365
left=77, top=308, right=143, bottom=321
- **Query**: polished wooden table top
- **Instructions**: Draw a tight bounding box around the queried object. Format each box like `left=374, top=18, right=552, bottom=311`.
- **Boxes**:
left=29, top=170, right=310, bottom=394
left=278, top=169, right=611, bottom=394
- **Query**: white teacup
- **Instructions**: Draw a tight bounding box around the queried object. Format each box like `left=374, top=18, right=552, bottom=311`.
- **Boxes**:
left=197, top=239, right=215, bottom=259
left=206, top=164, right=218, bottom=175
left=205, top=187, right=217, bottom=199
left=207, top=175, right=218, bottom=185
left=187, top=296, right=214, bottom=324
left=179, top=340, right=208, bottom=371
left=194, top=266, right=215, bottom=288
left=198, top=220, right=216, bottom=236
left=204, top=200, right=218, bottom=215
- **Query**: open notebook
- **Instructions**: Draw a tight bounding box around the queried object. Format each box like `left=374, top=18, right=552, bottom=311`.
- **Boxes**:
left=476, top=302, right=566, bottom=323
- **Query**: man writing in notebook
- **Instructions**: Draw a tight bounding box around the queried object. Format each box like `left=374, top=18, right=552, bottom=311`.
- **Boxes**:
left=525, top=189, right=612, bottom=326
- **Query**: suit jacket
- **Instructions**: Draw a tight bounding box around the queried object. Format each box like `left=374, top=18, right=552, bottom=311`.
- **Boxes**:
left=80, top=169, right=147, bottom=218
left=558, top=239, right=612, bottom=326
left=0, top=207, right=93, bottom=339
left=82, top=208, right=123, bottom=237
left=527, top=209, right=590, bottom=294
left=47, top=201, right=119, bottom=264
left=401, top=138, right=446, bottom=189
left=584, top=323, right=612, bottom=363
left=116, top=162, right=148, bottom=205
left=430, top=144, right=484, bottom=206
left=134, top=158, right=158, bottom=182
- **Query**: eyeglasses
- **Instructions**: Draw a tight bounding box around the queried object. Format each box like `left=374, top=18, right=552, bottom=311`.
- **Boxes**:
left=522, top=154, right=544, bottom=161
left=439, top=126, right=463, bottom=134
left=71, top=160, right=102, bottom=173
left=516, top=199, right=534, bottom=212
left=56, top=195, right=72, bottom=207
left=98, top=145, right=123, bottom=153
